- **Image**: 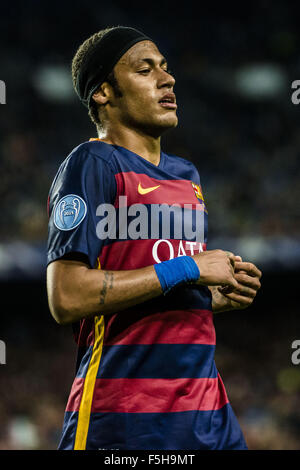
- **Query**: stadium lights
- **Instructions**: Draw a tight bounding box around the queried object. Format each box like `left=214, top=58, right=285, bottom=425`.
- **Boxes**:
left=234, top=63, right=287, bottom=99
left=32, top=64, right=75, bottom=102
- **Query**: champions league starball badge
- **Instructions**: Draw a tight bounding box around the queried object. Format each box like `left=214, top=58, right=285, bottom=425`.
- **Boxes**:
left=54, top=194, right=87, bottom=231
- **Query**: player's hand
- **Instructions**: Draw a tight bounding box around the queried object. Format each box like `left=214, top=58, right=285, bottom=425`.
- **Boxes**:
left=192, top=250, right=239, bottom=289
left=210, top=256, right=262, bottom=312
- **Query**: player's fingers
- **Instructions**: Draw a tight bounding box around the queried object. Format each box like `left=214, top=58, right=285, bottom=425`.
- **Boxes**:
left=218, top=285, right=234, bottom=295
left=236, top=284, right=257, bottom=298
left=234, top=261, right=262, bottom=279
left=218, top=288, right=254, bottom=307
left=224, top=251, right=236, bottom=270
left=219, top=283, right=256, bottom=298
left=219, top=273, right=239, bottom=290
left=234, top=272, right=261, bottom=291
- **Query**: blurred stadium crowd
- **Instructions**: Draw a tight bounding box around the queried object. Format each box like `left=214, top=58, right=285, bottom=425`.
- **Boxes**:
left=0, top=0, right=299, bottom=450
left=0, top=2, right=299, bottom=254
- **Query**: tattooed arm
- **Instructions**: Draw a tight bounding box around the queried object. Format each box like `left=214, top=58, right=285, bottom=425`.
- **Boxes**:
left=47, top=250, right=253, bottom=325
left=100, top=271, right=113, bottom=305
left=46, top=254, right=162, bottom=325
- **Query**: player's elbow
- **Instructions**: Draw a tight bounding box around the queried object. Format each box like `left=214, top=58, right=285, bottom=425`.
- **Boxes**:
left=47, top=289, right=75, bottom=325
left=47, top=261, right=85, bottom=325
left=46, top=262, right=80, bottom=325
left=51, top=305, right=72, bottom=325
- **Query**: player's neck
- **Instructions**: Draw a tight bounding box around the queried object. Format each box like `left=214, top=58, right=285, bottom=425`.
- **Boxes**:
left=98, top=124, right=162, bottom=166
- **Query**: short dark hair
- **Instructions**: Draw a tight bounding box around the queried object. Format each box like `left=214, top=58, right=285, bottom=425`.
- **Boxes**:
left=72, top=28, right=122, bottom=131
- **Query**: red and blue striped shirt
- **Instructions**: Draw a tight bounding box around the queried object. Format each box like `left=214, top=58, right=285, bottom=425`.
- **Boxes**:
left=47, top=140, right=247, bottom=450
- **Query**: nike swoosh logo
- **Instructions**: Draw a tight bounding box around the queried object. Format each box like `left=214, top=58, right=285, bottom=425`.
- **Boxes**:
left=138, top=182, right=160, bottom=195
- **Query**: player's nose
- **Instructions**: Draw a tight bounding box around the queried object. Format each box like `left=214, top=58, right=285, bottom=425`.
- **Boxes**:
left=157, top=68, right=175, bottom=89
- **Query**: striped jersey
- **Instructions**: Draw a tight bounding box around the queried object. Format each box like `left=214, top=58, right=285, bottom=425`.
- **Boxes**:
left=47, top=140, right=247, bottom=450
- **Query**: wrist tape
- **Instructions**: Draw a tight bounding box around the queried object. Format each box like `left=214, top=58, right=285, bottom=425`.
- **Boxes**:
left=154, top=256, right=200, bottom=295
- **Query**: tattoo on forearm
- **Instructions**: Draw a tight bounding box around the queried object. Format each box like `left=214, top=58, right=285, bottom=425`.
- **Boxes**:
left=100, top=271, right=114, bottom=305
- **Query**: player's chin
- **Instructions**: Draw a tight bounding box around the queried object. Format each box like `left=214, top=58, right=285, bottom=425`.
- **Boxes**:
left=146, top=113, right=178, bottom=137
left=157, top=112, right=178, bottom=130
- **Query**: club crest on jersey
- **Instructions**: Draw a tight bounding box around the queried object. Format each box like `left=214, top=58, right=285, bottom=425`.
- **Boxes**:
left=191, top=182, right=207, bottom=212
left=54, top=194, right=87, bottom=231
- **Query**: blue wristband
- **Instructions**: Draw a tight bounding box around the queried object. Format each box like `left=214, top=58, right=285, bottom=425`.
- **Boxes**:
left=154, top=256, right=200, bottom=295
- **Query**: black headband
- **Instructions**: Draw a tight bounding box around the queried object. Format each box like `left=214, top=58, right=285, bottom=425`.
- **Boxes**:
left=75, top=26, right=153, bottom=108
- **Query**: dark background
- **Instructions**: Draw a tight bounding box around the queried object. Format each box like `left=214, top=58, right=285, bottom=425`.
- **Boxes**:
left=0, top=0, right=299, bottom=449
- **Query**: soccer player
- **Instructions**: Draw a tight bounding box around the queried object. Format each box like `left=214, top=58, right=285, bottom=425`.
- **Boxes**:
left=46, top=26, right=262, bottom=450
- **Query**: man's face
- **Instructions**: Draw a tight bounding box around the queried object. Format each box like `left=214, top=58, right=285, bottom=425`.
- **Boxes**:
left=110, top=40, right=178, bottom=136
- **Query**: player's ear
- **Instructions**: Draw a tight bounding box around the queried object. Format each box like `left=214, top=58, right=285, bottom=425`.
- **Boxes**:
left=92, top=82, right=111, bottom=106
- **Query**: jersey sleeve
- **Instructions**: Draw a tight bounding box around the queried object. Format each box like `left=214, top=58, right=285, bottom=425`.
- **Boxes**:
left=47, top=146, right=117, bottom=268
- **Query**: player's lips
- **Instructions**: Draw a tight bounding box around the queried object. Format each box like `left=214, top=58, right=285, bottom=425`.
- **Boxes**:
left=158, top=92, right=177, bottom=109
